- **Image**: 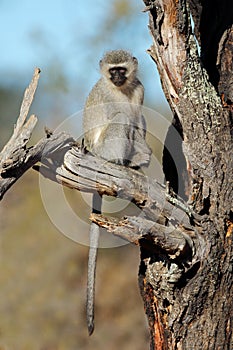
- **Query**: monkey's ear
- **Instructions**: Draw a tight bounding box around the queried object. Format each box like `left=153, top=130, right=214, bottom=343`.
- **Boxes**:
left=133, top=57, right=138, bottom=65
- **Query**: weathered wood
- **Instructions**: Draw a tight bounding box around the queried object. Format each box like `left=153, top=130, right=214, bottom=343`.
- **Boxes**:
left=91, top=214, right=195, bottom=259
left=142, top=1, right=233, bottom=349
left=217, top=26, right=233, bottom=106
left=56, top=147, right=207, bottom=222
left=0, top=69, right=74, bottom=199
left=0, top=68, right=40, bottom=165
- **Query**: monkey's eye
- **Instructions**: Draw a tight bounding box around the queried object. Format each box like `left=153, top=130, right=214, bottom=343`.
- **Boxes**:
left=109, top=67, right=127, bottom=76
left=119, top=68, right=126, bottom=75
left=118, top=67, right=126, bottom=74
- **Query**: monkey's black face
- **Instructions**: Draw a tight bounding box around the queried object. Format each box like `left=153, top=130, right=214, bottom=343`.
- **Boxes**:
left=109, top=67, right=127, bottom=86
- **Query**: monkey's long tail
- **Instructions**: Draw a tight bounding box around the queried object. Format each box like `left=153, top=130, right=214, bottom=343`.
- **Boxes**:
left=86, top=192, right=102, bottom=336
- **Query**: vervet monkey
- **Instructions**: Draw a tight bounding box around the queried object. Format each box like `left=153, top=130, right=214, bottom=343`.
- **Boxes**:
left=83, top=49, right=151, bottom=335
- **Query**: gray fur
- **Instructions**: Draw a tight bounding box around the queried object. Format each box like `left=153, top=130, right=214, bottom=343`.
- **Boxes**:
left=83, top=50, right=151, bottom=335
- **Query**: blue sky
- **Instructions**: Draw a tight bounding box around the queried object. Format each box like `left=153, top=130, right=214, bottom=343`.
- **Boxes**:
left=0, top=0, right=171, bottom=118
left=0, top=0, right=91, bottom=73
left=0, top=1, right=148, bottom=76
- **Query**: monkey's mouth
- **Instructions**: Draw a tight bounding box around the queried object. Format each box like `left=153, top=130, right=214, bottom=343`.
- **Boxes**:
left=111, top=77, right=127, bottom=87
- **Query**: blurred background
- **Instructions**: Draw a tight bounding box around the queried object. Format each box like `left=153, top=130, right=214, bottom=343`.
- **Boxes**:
left=0, top=0, right=172, bottom=349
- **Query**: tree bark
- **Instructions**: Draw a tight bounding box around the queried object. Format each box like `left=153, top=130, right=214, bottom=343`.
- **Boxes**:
left=141, top=0, right=233, bottom=348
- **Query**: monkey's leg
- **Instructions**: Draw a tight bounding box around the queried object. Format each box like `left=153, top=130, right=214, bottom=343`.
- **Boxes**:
left=94, top=116, right=132, bottom=164
left=86, top=192, right=102, bottom=335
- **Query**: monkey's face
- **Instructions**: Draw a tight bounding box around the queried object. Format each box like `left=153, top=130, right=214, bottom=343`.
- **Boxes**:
left=99, top=50, right=138, bottom=87
left=109, top=67, right=127, bottom=87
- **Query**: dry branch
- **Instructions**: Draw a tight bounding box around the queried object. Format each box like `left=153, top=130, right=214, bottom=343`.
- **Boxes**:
left=39, top=144, right=200, bottom=226
left=91, top=214, right=193, bottom=258
left=0, top=68, right=203, bottom=272
left=37, top=142, right=205, bottom=268
left=0, top=68, right=74, bottom=199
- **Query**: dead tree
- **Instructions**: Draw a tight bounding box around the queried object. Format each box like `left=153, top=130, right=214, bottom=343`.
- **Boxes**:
left=0, top=1, right=232, bottom=349
left=140, top=0, right=233, bottom=349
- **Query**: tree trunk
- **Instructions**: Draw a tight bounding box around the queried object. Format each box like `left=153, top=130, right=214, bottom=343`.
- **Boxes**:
left=140, top=0, right=233, bottom=348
